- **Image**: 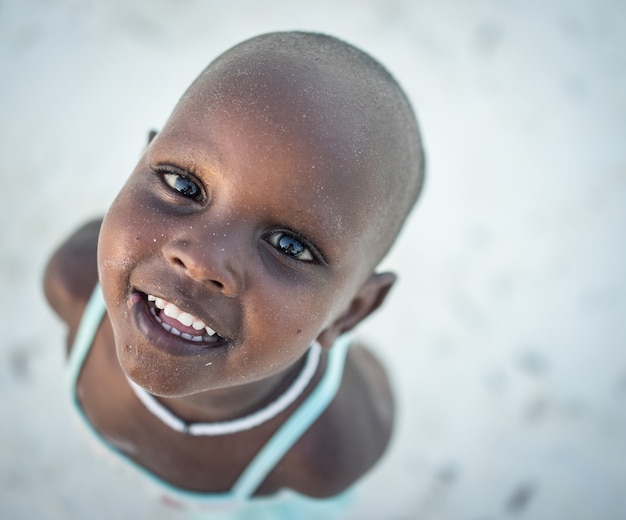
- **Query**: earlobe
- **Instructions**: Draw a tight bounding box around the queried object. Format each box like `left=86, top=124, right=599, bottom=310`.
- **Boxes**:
left=317, top=272, right=396, bottom=349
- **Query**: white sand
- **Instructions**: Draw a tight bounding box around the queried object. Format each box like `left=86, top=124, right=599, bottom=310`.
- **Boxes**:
left=1, top=0, right=625, bottom=518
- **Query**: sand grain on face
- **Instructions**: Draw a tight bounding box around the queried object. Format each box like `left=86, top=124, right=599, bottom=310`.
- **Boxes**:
left=8, top=1, right=626, bottom=519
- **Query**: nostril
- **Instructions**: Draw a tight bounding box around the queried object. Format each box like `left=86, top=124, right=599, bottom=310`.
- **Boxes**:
left=171, top=254, right=225, bottom=290
left=165, top=244, right=237, bottom=296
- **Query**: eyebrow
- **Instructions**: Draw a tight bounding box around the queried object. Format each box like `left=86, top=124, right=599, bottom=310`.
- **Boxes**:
left=279, top=197, right=353, bottom=267
left=150, top=128, right=352, bottom=267
left=148, top=131, right=227, bottom=178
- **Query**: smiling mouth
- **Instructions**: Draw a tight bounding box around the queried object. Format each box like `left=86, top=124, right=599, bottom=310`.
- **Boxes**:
left=146, top=294, right=226, bottom=345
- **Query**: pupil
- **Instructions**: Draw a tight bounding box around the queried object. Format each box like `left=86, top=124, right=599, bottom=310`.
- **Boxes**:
left=278, top=235, right=304, bottom=257
left=177, top=177, right=198, bottom=198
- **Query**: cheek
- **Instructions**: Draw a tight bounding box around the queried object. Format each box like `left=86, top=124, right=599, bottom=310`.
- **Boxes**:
left=245, top=276, right=343, bottom=351
left=97, top=190, right=158, bottom=290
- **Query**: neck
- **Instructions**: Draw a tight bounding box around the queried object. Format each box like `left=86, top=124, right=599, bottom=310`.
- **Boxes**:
left=154, top=352, right=320, bottom=424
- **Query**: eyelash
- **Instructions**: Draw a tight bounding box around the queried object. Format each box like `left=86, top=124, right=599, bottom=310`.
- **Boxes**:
left=152, top=165, right=324, bottom=265
left=154, top=165, right=206, bottom=203
left=264, top=230, right=319, bottom=263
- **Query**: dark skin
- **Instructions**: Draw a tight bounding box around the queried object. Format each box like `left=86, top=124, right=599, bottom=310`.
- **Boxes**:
left=44, top=50, right=398, bottom=498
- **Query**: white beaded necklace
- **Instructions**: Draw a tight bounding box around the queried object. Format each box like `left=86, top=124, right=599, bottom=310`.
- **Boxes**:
left=128, top=341, right=322, bottom=436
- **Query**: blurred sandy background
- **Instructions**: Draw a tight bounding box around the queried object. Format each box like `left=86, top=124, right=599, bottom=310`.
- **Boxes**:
left=1, top=0, right=625, bottom=518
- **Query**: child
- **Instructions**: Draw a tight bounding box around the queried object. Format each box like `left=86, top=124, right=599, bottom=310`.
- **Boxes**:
left=44, top=31, right=424, bottom=518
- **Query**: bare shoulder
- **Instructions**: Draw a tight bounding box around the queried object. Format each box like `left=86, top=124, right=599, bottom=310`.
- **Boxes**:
left=288, top=341, right=395, bottom=497
left=43, top=219, right=102, bottom=331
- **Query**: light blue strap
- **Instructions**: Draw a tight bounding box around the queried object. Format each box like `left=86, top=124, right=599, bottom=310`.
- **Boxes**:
left=231, top=334, right=352, bottom=499
left=66, top=283, right=353, bottom=505
left=65, top=283, right=236, bottom=504
left=66, top=283, right=106, bottom=399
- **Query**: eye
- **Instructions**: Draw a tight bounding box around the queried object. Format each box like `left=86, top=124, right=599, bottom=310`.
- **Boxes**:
left=266, top=231, right=314, bottom=262
left=161, top=170, right=204, bottom=202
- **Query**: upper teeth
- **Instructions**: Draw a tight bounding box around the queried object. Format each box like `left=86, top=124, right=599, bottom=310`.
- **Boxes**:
left=147, top=294, right=217, bottom=336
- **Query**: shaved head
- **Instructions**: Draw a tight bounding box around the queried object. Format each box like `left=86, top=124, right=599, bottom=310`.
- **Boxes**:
left=175, top=31, right=425, bottom=271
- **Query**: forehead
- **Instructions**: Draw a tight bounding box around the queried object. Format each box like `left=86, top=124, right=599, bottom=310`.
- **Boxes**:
left=152, top=57, right=383, bottom=266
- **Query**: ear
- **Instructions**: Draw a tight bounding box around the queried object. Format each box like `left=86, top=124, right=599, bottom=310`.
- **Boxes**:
left=317, top=272, right=396, bottom=349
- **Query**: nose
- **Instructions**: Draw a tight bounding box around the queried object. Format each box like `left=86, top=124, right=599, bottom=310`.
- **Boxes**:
left=163, top=237, right=242, bottom=297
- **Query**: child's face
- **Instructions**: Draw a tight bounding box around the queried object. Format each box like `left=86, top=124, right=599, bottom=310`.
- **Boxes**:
left=98, top=68, right=382, bottom=397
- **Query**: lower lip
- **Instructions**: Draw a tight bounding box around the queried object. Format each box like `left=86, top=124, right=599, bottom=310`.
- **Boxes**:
left=131, top=293, right=229, bottom=357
